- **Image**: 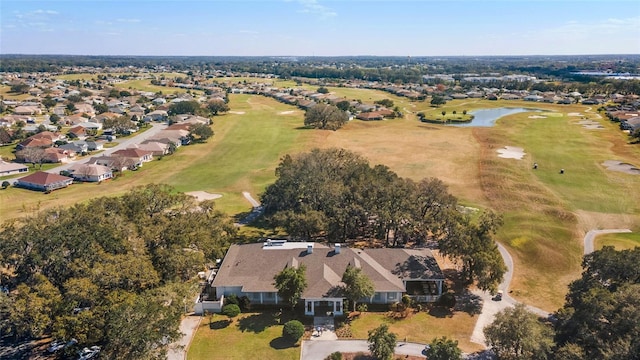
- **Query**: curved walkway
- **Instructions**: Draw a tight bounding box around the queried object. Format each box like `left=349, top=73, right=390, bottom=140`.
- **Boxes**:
left=583, top=229, right=631, bottom=255
left=301, top=339, right=426, bottom=360
left=471, top=228, right=633, bottom=347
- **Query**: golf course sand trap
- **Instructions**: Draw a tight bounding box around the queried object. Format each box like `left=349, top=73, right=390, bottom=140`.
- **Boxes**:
left=497, top=146, right=526, bottom=160
left=568, top=112, right=583, bottom=117
left=185, top=191, right=223, bottom=201
left=577, top=120, right=604, bottom=129
left=528, top=115, right=547, bottom=119
left=602, top=160, right=640, bottom=175
left=228, top=111, right=245, bottom=115
left=278, top=110, right=296, bottom=115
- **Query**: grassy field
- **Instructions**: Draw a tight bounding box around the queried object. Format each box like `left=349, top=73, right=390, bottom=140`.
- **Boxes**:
left=187, top=312, right=299, bottom=360
left=595, top=232, right=640, bottom=250
left=348, top=311, right=483, bottom=353
left=0, top=94, right=314, bottom=221
left=117, top=79, right=203, bottom=95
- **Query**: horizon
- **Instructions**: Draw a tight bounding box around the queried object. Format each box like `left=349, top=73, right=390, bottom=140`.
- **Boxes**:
left=1, top=0, right=639, bottom=57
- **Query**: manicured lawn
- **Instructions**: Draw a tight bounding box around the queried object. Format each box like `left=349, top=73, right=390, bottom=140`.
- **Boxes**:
left=596, top=232, right=640, bottom=250
left=187, top=312, right=300, bottom=360
left=348, top=311, right=483, bottom=354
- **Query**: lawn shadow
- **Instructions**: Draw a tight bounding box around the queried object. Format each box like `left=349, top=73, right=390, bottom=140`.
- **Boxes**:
left=269, top=337, right=298, bottom=350
left=454, top=288, right=483, bottom=315
left=209, top=319, right=232, bottom=329
left=428, top=306, right=454, bottom=318
left=237, top=312, right=277, bottom=333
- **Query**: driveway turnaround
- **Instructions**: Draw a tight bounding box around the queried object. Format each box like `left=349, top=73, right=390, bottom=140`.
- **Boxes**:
left=301, top=339, right=426, bottom=360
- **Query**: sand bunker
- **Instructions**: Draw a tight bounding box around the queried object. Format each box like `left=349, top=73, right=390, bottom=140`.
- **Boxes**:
left=185, top=191, right=223, bottom=202
left=497, top=146, right=526, bottom=160
left=546, top=113, right=564, bottom=118
left=278, top=110, right=296, bottom=115
left=568, top=112, right=583, bottom=117
left=528, top=115, right=547, bottom=119
left=602, top=160, right=640, bottom=175
left=577, top=120, right=604, bottom=129
left=228, top=111, right=245, bottom=115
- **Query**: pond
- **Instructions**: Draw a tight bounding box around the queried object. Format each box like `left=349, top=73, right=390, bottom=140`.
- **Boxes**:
left=449, top=107, right=543, bottom=127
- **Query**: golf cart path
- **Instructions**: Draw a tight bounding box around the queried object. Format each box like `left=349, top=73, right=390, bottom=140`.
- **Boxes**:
left=583, top=229, right=631, bottom=255
left=470, top=228, right=631, bottom=347
left=242, top=191, right=261, bottom=207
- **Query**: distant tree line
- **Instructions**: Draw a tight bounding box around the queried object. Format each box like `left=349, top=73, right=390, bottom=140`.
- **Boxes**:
left=0, top=184, right=236, bottom=358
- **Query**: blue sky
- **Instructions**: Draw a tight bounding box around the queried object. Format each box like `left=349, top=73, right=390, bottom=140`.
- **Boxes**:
left=1, top=0, right=639, bottom=56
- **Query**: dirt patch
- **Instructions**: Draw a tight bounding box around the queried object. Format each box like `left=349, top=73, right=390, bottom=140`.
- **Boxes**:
left=228, top=111, right=245, bottom=114
left=602, top=160, right=640, bottom=175
left=574, top=210, right=640, bottom=234
left=185, top=191, right=223, bottom=201
left=577, top=120, right=604, bottom=129
left=496, top=146, right=525, bottom=160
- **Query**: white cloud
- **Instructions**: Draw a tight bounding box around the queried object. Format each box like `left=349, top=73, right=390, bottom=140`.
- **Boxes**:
left=117, top=18, right=142, bottom=23
left=295, top=0, right=337, bottom=19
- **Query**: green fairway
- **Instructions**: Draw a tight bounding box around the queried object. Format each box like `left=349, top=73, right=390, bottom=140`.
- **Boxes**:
left=596, top=232, right=640, bottom=250
left=187, top=312, right=299, bottom=360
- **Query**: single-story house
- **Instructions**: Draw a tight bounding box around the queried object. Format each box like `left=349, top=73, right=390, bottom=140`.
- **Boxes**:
left=66, top=163, right=113, bottom=182
left=16, top=171, right=73, bottom=192
left=0, top=161, right=28, bottom=176
left=211, top=241, right=445, bottom=316
left=111, top=148, right=153, bottom=167
left=356, top=112, right=384, bottom=121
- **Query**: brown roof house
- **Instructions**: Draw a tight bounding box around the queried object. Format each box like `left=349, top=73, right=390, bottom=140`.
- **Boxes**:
left=66, top=163, right=113, bottom=182
left=16, top=171, right=73, bottom=192
left=207, top=241, right=445, bottom=316
left=112, top=148, right=153, bottom=168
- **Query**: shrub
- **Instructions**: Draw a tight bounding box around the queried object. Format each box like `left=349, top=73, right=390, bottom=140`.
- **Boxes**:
left=356, top=303, right=368, bottom=312
left=325, top=351, right=343, bottom=360
left=282, top=320, right=304, bottom=342
left=1, top=181, right=10, bottom=189
left=221, top=304, right=241, bottom=318
left=402, top=294, right=412, bottom=307
left=239, top=296, right=251, bottom=311
left=438, top=292, right=457, bottom=309
left=224, top=293, right=239, bottom=306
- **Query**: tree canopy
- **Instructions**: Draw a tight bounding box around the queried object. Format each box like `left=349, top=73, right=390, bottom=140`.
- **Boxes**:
left=207, top=99, right=230, bottom=115
left=554, top=246, right=640, bottom=360
left=261, top=148, right=506, bottom=291
left=303, top=104, right=348, bottom=130
left=425, top=337, right=463, bottom=360
left=484, top=303, right=554, bottom=360
left=168, top=100, right=202, bottom=115
left=342, top=265, right=374, bottom=311
left=273, top=264, right=307, bottom=310
left=367, top=323, right=397, bottom=360
left=0, top=184, right=236, bottom=357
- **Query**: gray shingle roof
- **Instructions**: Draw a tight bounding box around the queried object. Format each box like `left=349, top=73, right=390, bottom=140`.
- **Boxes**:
left=212, top=243, right=444, bottom=298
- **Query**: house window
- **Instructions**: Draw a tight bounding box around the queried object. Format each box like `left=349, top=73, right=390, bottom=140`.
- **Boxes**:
left=336, top=302, right=341, bottom=312
left=264, top=292, right=274, bottom=299
left=373, top=293, right=381, bottom=301
left=307, top=301, right=312, bottom=313
left=388, top=293, right=397, bottom=301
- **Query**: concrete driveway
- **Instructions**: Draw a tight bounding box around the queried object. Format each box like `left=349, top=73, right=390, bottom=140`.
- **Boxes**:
left=301, top=339, right=427, bottom=360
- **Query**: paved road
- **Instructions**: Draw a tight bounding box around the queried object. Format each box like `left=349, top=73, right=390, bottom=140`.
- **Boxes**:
left=7, top=122, right=168, bottom=183
left=167, top=314, right=202, bottom=360
left=583, top=229, right=632, bottom=255
left=470, top=228, right=633, bottom=347
left=301, top=339, right=427, bottom=360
